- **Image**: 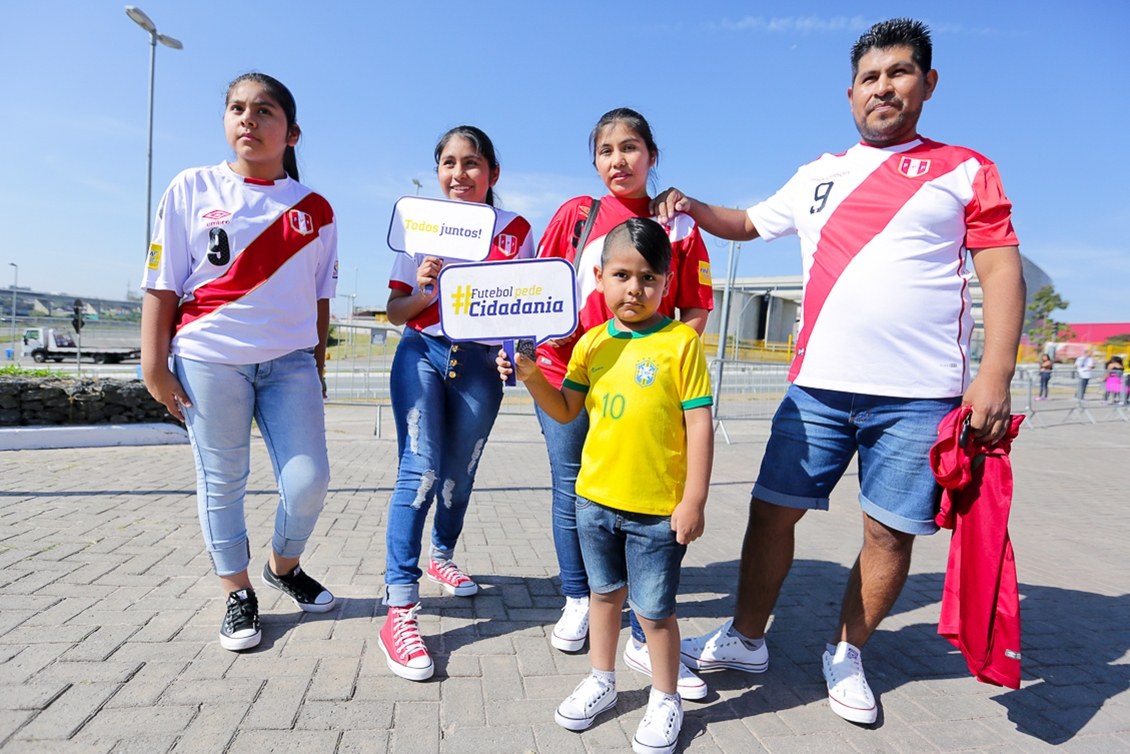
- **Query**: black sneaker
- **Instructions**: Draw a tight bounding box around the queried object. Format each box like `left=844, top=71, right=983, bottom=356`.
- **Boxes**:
left=261, top=563, right=336, bottom=613
left=220, top=589, right=261, bottom=651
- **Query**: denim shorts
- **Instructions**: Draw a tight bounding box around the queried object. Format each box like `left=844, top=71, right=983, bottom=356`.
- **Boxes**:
left=753, top=385, right=961, bottom=535
left=575, top=496, right=686, bottom=620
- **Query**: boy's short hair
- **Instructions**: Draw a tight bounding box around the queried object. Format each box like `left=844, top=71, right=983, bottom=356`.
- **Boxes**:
left=602, top=217, right=672, bottom=274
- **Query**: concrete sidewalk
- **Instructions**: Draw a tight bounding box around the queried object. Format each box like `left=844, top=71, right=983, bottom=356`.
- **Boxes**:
left=0, top=405, right=1127, bottom=753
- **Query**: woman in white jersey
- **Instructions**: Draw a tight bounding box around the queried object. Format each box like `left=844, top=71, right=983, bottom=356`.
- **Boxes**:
left=141, top=73, right=338, bottom=653
left=378, top=126, right=535, bottom=681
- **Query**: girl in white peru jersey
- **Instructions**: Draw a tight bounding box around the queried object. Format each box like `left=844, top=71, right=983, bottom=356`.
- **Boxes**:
left=141, top=73, right=338, bottom=654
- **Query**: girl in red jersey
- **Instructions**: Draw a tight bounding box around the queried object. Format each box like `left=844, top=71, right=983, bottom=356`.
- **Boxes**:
left=141, top=73, right=338, bottom=653
left=378, top=126, right=535, bottom=681
left=535, top=108, right=713, bottom=700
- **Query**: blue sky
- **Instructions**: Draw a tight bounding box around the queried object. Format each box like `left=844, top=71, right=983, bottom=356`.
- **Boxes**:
left=3, top=1, right=1127, bottom=323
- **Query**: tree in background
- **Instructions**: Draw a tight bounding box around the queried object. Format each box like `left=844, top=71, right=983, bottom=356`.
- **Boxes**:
left=1026, top=284, right=1073, bottom=347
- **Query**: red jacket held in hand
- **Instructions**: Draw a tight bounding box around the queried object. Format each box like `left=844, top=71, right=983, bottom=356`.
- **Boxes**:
left=930, top=406, right=1024, bottom=690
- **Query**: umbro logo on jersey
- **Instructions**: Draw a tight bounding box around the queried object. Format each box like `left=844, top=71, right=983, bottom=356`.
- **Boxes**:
left=898, top=157, right=931, bottom=178
left=289, top=209, right=315, bottom=236
left=202, top=209, right=232, bottom=227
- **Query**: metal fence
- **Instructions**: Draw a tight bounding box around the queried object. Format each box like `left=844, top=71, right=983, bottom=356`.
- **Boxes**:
left=32, top=320, right=1123, bottom=437
left=1010, top=364, right=1129, bottom=427
left=323, top=335, right=1130, bottom=439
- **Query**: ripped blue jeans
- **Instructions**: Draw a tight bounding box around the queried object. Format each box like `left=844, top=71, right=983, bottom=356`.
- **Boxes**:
left=384, top=328, right=503, bottom=606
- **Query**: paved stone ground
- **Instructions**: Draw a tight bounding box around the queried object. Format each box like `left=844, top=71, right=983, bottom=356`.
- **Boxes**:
left=1, top=405, right=1128, bottom=753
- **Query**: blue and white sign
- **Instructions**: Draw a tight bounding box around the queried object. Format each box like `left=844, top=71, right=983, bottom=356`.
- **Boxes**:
left=437, top=258, right=578, bottom=344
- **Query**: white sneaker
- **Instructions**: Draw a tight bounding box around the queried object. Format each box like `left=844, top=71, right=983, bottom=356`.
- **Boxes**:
left=822, top=641, right=877, bottom=724
left=551, top=596, right=589, bottom=652
left=632, top=690, right=683, bottom=754
left=623, top=639, right=708, bottom=700
left=680, top=619, right=768, bottom=673
left=554, top=673, right=616, bottom=731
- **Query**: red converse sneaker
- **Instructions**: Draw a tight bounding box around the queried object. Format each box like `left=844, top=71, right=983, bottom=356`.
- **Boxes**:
left=426, top=559, right=479, bottom=597
left=378, top=604, right=433, bottom=681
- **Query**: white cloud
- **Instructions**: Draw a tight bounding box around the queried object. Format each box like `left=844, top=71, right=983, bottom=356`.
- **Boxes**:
left=928, top=22, right=999, bottom=36
left=708, top=15, right=871, bottom=34
left=705, top=16, right=1001, bottom=37
left=9, top=110, right=141, bottom=140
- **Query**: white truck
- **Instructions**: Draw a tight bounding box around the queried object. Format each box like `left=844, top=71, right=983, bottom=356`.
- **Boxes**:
left=21, top=327, right=141, bottom=364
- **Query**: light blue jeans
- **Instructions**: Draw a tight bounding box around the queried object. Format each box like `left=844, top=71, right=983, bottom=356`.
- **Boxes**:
left=384, top=329, right=503, bottom=607
left=535, top=405, right=590, bottom=599
left=175, top=350, right=330, bottom=577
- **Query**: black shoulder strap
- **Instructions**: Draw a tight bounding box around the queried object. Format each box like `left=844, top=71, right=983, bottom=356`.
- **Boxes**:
left=575, top=198, right=601, bottom=254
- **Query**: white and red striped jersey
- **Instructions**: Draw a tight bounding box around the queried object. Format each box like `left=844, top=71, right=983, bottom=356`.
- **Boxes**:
left=748, top=138, right=1018, bottom=398
left=141, top=162, right=338, bottom=364
left=387, top=208, right=535, bottom=340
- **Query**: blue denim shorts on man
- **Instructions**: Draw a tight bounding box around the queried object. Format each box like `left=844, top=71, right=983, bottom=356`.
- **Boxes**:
left=575, top=496, right=687, bottom=620
left=753, top=385, right=961, bottom=536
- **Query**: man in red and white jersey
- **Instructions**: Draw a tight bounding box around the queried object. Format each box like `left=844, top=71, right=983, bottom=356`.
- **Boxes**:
left=654, top=18, right=1026, bottom=725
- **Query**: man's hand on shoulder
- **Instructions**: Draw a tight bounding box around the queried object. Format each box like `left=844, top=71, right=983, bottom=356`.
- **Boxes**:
left=652, top=190, right=759, bottom=242
left=652, top=187, right=696, bottom=225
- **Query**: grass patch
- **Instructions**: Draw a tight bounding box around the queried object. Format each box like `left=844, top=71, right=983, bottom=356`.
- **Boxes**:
left=0, top=364, right=63, bottom=378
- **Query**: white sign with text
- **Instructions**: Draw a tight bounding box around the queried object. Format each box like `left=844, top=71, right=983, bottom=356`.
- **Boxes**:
left=437, top=258, right=578, bottom=344
left=386, top=196, right=497, bottom=262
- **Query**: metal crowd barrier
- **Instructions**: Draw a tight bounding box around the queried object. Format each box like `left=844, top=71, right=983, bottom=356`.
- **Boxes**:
left=1010, top=365, right=1129, bottom=427
left=325, top=341, right=1128, bottom=440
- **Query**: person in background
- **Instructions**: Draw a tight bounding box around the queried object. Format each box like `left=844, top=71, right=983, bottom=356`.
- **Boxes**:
left=1103, top=356, right=1124, bottom=404
left=1037, top=353, right=1053, bottom=400
left=1075, top=349, right=1095, bottom=400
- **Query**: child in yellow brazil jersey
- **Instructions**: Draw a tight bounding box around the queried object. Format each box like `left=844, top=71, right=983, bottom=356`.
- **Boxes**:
left=497, top=217, right=713, bottom=754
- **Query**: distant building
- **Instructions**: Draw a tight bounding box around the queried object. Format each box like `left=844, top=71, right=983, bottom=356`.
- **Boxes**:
left=5, top=288, right=141, bottom=321
left=1062, top=323, right=1130, bottom=343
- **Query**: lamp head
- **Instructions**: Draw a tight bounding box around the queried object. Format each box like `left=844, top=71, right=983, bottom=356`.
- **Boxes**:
left=124, top=6, right=156, bottom=33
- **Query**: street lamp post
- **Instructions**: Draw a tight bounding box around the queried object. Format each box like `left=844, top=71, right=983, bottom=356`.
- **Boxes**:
left=412, top=178, right=423, bottom=196
left=125, top=6, right=182, bottom=256
left=7, top=263, right=16, bottom=360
